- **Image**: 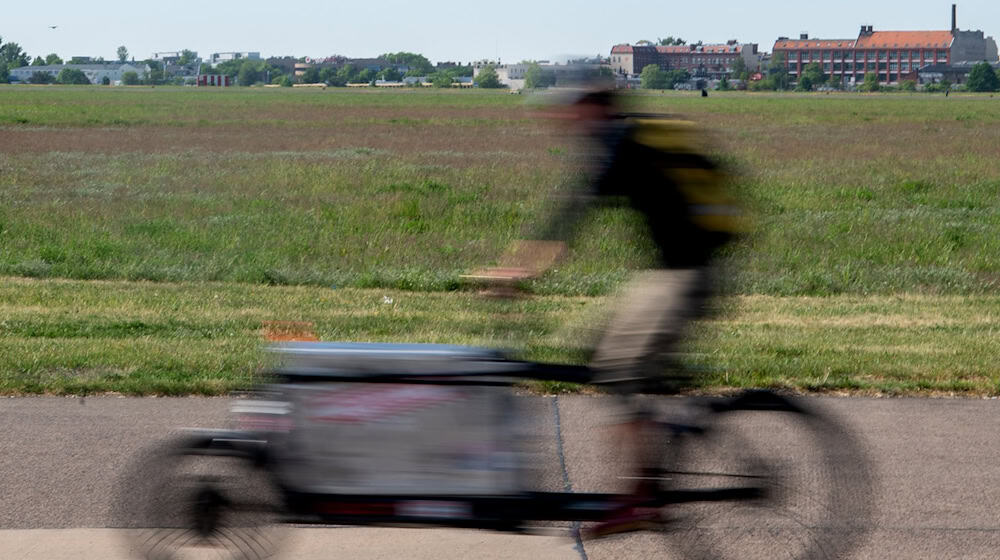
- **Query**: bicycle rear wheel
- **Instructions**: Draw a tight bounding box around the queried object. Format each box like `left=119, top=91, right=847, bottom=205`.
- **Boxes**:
left=659, top=391, right=874, bottom=560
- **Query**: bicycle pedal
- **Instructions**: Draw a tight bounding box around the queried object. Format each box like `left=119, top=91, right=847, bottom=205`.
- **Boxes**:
left=584, top=508, right=665, bottom=539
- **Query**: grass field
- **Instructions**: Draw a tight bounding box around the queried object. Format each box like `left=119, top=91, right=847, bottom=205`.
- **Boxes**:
left=1, top=85, right=999, bottom=394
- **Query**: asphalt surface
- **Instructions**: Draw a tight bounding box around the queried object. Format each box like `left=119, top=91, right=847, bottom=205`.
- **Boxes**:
left=2, top=395, right=999, bottom=559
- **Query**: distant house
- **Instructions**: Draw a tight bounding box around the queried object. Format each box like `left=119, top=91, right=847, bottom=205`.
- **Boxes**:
left=912, top=60, right=1000, bottom=85
left=209, top=52, right=261, bottom=67
left=8, top=63, right=148, bottom=84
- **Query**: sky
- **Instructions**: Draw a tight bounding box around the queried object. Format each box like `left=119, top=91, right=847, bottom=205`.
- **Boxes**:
left=3, top=1, right=999, bottom=64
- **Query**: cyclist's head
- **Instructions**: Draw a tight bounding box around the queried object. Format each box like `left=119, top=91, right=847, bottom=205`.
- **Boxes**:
left=570, top=88, right=618, bottom=121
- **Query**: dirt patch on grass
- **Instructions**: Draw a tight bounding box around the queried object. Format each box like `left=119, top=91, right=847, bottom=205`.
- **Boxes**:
left=0, top=121, right=558, bottom=156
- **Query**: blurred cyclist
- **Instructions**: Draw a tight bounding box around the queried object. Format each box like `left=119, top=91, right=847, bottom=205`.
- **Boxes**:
left=494, top=87, right=742, bottom=393
left=479, top=85, right=744, bottom=535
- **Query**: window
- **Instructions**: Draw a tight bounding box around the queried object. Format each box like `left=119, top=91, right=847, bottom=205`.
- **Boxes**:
left=823, top=51, right=831, bottom=61
left=901, top=62, right=909, bottom=71
left=867, top=62, right=876, bottom=70
left=910, top=50, right=920, bottom=59
left=889, top=51, right=898, bottom=60
left=889, top=63, right=898, bottom=71
left=878, top=62, right=887, bottom=71
left=877, top=51, right=887, bottom=60
left=936, top=50, right=947, bottom=60
left=824, top=63, right=832, bottom=72
left=811, top=50, right=820, bottom=60
left=833, top=50, right=842, bottom=59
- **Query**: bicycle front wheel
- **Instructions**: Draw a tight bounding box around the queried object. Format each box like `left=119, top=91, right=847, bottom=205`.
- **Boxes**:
left=659, top=391, right=874, bottom=560
left=114, top=436, right=287, bottom=560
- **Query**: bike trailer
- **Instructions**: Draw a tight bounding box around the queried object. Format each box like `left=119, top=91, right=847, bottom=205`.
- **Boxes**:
left=242, top=342, right=538, bottom=497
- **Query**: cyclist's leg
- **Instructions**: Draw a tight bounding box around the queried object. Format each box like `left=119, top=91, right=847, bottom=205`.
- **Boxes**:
left=590, top=267, right=712, bottom=390
left=586, top=268, right=712, bottom=537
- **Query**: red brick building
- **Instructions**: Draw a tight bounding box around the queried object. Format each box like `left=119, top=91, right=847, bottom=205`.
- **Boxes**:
left=610, top=41, right=760, bottom=79
left=773, top=29, right=953, bottom=86
left=773, top=6, right=998, bottom=86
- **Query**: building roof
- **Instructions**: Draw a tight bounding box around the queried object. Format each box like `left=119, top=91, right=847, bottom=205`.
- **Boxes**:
left=614, top=43, right=746, bottom=55
left=918, top=60, right=1000, bottom=72
left=774, top=39, right=856, bottom=50
left=855, top=30, right=954, bottom=49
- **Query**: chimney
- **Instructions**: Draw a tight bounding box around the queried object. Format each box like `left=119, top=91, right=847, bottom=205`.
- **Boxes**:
left=952, top=4, right=957, bottom=32
left=800, top=33, right=809, bottom=40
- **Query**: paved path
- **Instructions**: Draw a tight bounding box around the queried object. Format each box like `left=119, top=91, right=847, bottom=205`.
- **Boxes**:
left=2, top=395, right=999, bottom=559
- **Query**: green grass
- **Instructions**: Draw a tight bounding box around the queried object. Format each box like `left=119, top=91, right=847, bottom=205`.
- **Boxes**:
left=2, top=277, right=997, bottom=395
left=2, top=88, right=999, bottom=296
left=2, top=87, right=1000, bottom=394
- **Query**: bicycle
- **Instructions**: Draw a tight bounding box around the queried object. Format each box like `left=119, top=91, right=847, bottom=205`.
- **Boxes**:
left=114, top=339, right=874, bottom=560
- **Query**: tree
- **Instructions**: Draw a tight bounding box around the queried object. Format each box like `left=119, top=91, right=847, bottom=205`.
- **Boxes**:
left=658, top=36, right=686, bottom=46
left=716, top=75, right=731, bottom=90
left=117, top=46, right=128, bottom=63
left=764, top=51, right=791, bottom=90
left=378, top=67, right=402, bottom=82
left=45, top=53, right=63, bottom=66
left=966, top=62, right=1000, bottom=92
left=378, top=52, right=433, bottom=75
left=335, top=64, right=358, bottom=84
left=121, top=71, right=140, bottom=85
left=827, top=73, right=843, bottom=90
left=730, top=56, right=748, bottom=80
left=663, top=69, right=691, bottom=89
left=859, top=72, right=880, bottom=92
left=474, top=65, right=503, bottom=88
left=797, top=62, right=823, bottom=91
left=445, top=65, right=473, bottom=78
left=640, top=64, right=665, bottom=89
left=57, top=68, right=91, bottom=84
left=430, top=72, right=452, bottom=88
left=524, top=63, right=555, bottom=88
left=178, top=49, right=196, bottom=66
left=318, top=67, right=341, bottom=86
left=28, top=71, right=56, bottom=84
left=299, top=66, right=321, bottom=84
left=101, top=76, right=111, bottom=85
left=355, top=68, right=376, bottom=84
left=69, top=57, right=89, bottom=64
left=142, top=60, right=165, bottom=85
left=31, top=56, right=44, bottom=66
left=900, top=80, right=917, bottom=92
left=0, top=42, right=30, bottom=68
left=0, top=62, right=8, bottom=83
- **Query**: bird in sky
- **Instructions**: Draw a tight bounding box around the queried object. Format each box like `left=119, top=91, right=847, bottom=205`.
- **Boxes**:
left=49, top=25, right=58, bottom=29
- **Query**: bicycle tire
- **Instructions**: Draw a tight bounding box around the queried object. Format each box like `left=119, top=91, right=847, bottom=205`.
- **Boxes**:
left=113, top=435, right=286, bottom=560
left=658, top=391, right=874, bottom=560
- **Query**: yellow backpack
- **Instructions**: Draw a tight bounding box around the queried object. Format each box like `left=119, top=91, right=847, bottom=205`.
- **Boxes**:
left=630, top=117, right=749, bottom=235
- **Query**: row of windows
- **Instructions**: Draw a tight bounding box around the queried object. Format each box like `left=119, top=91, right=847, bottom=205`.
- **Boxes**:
left=789, top=72, right=912, bottom=82
left=783, top=49, right=947, bottom=62
left=794, top=61, right=919, bottom=71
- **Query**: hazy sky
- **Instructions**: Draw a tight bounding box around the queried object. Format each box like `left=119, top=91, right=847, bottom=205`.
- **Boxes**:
left=4, top=1, right=998, bottom=64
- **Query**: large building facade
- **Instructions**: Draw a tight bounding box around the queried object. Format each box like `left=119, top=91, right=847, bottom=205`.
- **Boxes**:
left=773, top=6, right=998, bottom=85
left=610, top=41, right=761, bottom=79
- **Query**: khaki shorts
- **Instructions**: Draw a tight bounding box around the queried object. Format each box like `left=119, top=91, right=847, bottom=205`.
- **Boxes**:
left=590, top=268, right=711, bottom=389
